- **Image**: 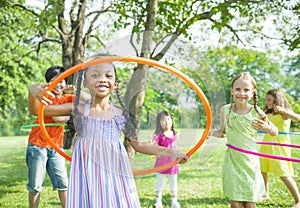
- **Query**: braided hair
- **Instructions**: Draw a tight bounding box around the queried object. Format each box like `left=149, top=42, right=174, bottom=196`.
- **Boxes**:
left=66, top=62, right=138, bottom=141
left=226, top=72, right=266, bottom=128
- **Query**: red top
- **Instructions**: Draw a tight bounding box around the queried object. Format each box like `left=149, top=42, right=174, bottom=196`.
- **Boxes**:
left=28, top=94, right=75, bottom=148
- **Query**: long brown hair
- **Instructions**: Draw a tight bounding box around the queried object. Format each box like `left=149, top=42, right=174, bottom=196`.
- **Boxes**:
left=264, top=89, right=291, bottom=115
left=154, top=111, right=176, bottom=135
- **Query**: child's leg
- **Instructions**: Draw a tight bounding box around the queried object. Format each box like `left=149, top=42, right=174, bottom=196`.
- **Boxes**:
left=244, top=202, right=256, bottom=208
left=58, top=191, right=67, bottom=208
left=168, top=174, right=178, bottom=200
left=230, top=201, right=243, bottom=208
left=261, top=172, right=269, bottom=200
left=29, top=192, right=40, bottom=208
left=169, top=174, right=180, bottom=207
left=280, top=176, right=300, bottom=207
left=156, top=174, right=166, bottom=203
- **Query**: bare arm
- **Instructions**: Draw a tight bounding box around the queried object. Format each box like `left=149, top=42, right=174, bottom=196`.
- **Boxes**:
left=28, top=83, right=55, bottom=115
left=209, top=106, right=226, bottom=138
left=275, top=106, right=300, bottom=122
left=129, top=139, right=189, bottom=163
left=252, top=118, right=278, bottom=136
left=52, top=116, right=70, bottom=123
left=28, top=83, right=74, bottom=116
left=42, top=103, right=73, bottom=116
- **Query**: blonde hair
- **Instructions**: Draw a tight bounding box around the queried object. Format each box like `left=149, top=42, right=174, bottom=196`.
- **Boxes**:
left=226, top=72, right=265, bottom=128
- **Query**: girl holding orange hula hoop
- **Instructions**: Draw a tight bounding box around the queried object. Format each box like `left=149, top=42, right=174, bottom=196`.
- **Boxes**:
left=32, top=60, right=189, bottom=208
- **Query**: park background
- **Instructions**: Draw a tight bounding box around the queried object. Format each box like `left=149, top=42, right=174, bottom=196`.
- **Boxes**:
left=1, top=0, right=300, bottom=207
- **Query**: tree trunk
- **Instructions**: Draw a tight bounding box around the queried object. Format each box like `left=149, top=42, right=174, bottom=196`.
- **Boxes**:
left=124, top=0, right=158, bottom=163
left=60, top=0, right=87, bottom=149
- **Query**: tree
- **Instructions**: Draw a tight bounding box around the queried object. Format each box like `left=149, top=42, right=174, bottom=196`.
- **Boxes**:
left=0, top=3, right=61, bottom=135
left=1, top=0, right=299, bottom=141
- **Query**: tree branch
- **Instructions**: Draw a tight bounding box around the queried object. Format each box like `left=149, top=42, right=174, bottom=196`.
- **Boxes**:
left=153, top=10, right=213, bottom=61
left=130, top=32, right=139, bottom=56
left=209, top=18, right=247, bottom=47
left=83, top=5, right=114, bottom=48
left=5, top=1, right=39, bottom=17
left=152, top=33, right=179, bottom=60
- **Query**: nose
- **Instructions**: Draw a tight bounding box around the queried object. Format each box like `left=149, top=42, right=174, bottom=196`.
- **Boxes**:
left=96, top=76, right=107, bottom=82
left=56, top=80, right=65, bottom=87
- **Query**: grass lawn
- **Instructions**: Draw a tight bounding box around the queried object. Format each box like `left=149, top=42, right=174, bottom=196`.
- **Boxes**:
left=1, top=132, right=300, bottom=207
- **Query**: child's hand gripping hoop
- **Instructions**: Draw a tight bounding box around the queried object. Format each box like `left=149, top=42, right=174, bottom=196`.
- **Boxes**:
left=37, top=56, right=213, bottom=175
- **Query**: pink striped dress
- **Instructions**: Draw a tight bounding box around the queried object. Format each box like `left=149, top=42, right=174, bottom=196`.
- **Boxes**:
left=66, top=103, right=140, bottom=208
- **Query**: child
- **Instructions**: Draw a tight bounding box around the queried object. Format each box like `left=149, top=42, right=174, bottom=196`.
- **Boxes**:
left=209, top=72, right=278, bottom=208
left=153, top=111, right=180, bottom=208
left=260, top=89, right=300, bottom=208
left=29, top=62, right=188, bottom=208
left=27, top=66, right=75, bottom=208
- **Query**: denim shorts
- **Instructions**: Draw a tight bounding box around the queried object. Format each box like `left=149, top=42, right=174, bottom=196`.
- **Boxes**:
left=26, top=142, right=68, bottom=194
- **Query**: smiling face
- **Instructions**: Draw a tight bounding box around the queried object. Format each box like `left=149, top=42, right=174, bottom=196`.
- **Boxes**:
left=50, top=76, right=66, bottom=96
left=83, top=63, right=116, bottom=99
left=230, top=78, right=255, bottom=104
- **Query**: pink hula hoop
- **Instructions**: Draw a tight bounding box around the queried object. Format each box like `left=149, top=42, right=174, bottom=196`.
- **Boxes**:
left=257, top=141, right=300, bottom=148
left=226, top=143, right=300, bottom=163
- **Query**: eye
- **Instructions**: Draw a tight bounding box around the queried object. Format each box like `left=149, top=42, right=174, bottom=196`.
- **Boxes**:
left=106, top=73, right=114, bottom=78
left=91, top=74, right=99, bottom=78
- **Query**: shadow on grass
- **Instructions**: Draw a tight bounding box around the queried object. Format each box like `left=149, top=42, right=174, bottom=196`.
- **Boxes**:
left=180, top=196, right=230, bottom=206
left=140, top=196, right=230, bottom=208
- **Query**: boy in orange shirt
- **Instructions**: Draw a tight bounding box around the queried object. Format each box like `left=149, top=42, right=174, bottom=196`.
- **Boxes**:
left=26, top=66, right=74, bottom=208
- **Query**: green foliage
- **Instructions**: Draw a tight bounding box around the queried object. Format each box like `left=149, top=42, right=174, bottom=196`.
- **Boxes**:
left=181, top=46, right=295, bottom=127
left=0, top=4, right=61, bottom=136
left=113, top=0, right=297, bottom=49
left=1, top=0, right=300, bottom=136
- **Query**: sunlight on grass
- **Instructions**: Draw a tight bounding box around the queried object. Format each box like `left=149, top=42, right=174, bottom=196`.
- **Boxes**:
left=1, top=133, right=300, bottom=207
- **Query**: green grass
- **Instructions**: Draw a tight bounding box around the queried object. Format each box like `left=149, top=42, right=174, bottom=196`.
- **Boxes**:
left=1, top=133, right=300, bottom=207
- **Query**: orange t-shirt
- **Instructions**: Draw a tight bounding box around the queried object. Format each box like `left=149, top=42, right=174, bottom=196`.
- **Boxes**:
left=28, top=94, right=75, bottom=148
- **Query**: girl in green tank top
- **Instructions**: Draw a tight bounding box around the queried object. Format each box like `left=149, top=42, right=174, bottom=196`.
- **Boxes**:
left=210, top=72, right=278, bottom=208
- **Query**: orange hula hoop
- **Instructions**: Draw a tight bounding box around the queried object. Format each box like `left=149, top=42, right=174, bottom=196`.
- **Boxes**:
left=38, top=56, right=212, bottom=175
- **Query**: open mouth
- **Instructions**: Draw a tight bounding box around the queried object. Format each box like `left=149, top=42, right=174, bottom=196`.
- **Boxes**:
left=53, top=87, right=62, bottom=94
left=97, top=85, right=109, bottom=90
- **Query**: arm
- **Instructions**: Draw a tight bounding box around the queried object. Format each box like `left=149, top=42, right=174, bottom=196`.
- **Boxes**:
left=28, top=83, right=74, bottom=116
left=209, top=106, right=226, bottom=138
left=129, top=139, right=189, bottom=163
left=52, top=116, right=70, bottom=123
left=252, top=118, right=278, bottom=136
left=43, top=103, right=73, bottom=116
left=275, top=106, right=300, bottom=122
left=28, top=83, right=55, bottom=115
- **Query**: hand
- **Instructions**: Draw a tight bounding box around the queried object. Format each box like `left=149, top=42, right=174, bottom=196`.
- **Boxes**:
left=176, top=150, right=189, bottom=164
left=64, top=84, right=76, bottom=94
left=274, top=105, right=286, bottom=115
left=29, top=83, right=55, bottom=105
left=251, top=118, right=270, bottom=131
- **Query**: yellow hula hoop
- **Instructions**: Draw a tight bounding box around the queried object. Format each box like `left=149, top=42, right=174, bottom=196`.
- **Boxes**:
left=38, top=56, right=212, bottom=175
